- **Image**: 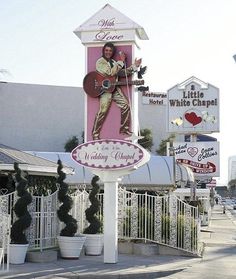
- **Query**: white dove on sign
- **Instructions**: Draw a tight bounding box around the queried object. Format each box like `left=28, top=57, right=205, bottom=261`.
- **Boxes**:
left=202, top=111, right=217, bottom=123
left=171, top=117, right=183, bottom=126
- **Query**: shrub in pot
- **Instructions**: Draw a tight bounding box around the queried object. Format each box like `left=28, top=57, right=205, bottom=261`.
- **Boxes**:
left=83, top=175, right=103, bottom=255
left=10, top=163, right=32, bottom=264
left=57, top=160, right=85, bottom=259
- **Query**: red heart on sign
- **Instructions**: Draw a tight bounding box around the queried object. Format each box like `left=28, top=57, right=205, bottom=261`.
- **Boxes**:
left=185, top=112, right=202, bottom=126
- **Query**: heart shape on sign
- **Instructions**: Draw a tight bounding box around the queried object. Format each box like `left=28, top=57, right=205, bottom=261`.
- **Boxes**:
left=187, top=147, right=198, bottom=157
left=185, top=112, right=202, bottom=126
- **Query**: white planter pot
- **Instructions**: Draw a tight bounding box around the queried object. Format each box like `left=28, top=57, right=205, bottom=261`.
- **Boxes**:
left=57, top=236, right=86, bottom=259
left=83, top=234, right=104, bottom=256
left=9, top=243, right=29, bottom=264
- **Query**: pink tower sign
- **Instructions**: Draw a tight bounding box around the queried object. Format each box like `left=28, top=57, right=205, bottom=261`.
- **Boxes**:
left=74, top=4, right=149, bottom=265
left=74, top=4, right=148, bottom=142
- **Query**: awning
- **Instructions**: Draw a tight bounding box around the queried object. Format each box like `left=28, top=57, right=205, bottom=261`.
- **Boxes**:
left=27, top=152, right=191, bottom=189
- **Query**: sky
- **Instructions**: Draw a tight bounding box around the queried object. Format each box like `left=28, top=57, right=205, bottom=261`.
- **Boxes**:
left=1, top=0, right=236, bottom=185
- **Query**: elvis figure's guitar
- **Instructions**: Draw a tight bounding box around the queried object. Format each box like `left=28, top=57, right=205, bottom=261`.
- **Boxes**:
left=83, top=71, right=144, bottom=98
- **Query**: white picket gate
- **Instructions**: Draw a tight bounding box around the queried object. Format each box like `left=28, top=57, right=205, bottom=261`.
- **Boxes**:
left=27, top=191, right=59, bottom=251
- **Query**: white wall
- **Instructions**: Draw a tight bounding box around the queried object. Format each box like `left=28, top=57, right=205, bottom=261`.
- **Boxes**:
left=0, top=82, right=171, bottom=153
left=138, top=95, right=170, bottom=153
left=0, top=82, right=84, bottom=152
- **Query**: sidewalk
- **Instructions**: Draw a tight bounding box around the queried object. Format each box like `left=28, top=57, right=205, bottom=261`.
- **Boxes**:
left=200, top=204, right=236, bottom=247
left=166, top=204, right=236, bottom=279
left=1, top=249, right=200, bottom=279
left=2, top=204, right=236, bottom=279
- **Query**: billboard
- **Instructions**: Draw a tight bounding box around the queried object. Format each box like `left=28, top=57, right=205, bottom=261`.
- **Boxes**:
left=85, top=45, right=135, bottom=141
left=167, top=76, right=219, bottom=134
left=173, top=141, right=220, bottom=177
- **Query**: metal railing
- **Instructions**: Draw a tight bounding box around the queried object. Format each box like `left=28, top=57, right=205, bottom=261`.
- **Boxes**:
left=0, top=214, right=10, bottom=273
left=28, top=191, right=59, bottom=251
left=116, top=189, right=199, bottom=254
left=0, top=187, right=200, bottom=255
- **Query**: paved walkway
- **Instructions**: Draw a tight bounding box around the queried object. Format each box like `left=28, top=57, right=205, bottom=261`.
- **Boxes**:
left=166, top=204, right=236, bottom=279
left=2, top=204, right=236, bottom=279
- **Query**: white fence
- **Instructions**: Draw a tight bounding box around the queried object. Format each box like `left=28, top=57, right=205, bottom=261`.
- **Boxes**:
left=118, top=189, right=199, bottom=253
left=0, top=192, right=12, bottom=273
left=28, top=191, right=59, bottom=251
left=0, top=187, right=200, bottom=255
left=0, top=214, right=10, bottom=273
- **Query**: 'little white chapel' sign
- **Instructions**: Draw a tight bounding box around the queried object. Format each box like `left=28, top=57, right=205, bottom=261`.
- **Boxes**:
left=167, top=76, right=219, bottom=134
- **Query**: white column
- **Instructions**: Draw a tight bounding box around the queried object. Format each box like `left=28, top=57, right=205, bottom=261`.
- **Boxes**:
left=103, top=181, right=118, bottom=263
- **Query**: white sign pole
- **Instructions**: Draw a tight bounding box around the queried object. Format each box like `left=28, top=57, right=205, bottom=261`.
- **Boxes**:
left=103, top=180, right=118, bottom=263
left=90, top=147, right=150, bottom=263
left=91, top=170, right=121, bottom=263
left=190, top=134, right=197, bottom=201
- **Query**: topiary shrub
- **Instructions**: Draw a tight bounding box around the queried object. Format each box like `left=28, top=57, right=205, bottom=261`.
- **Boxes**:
left=57, top=160, right=77, bottom=236
left=83, top=176, right=102, bottom=234
left=10, top=163, right=33, bottom=244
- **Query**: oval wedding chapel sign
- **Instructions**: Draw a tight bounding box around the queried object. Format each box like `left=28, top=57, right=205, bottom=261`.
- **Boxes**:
left=71, top=140, right=144, bottom=170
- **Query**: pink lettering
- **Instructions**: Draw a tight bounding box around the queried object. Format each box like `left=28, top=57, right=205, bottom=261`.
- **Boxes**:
left=94, top=31, right=124, bottom=41
left=98, top=18, right=115, bottom=28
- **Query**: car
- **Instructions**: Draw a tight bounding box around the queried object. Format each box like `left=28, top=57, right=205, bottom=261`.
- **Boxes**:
left=233, top=205, right=236, bottom=210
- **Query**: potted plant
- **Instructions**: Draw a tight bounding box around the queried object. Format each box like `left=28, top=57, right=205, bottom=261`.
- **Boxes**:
left=9, top=163, right=33, bottom=264
left=57, top=160, right=85, bottom=259
left=83, top=175, right=103, bottom=255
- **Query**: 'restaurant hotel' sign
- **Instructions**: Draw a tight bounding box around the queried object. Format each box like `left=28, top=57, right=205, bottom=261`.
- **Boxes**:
left=71, top=140, right=145, bottom=170
left=142, top=92, right=167, bottom=105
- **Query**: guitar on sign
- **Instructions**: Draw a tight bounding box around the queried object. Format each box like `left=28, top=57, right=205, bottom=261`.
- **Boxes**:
left=83, top=71, right=144, bottom=98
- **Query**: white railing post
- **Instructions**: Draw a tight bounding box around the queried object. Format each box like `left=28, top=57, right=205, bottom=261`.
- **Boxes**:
left=81, top=190, right=85, bottom=233
left=40, top=195, right=44, bottom=252
left=6, top=216, right=10, bottom=271
left=144, top=192, right=147, bottom=243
